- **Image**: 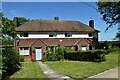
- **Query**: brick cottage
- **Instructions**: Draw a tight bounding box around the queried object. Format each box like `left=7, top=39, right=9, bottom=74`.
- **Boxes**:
left=14, top=17, right=100, bottom=61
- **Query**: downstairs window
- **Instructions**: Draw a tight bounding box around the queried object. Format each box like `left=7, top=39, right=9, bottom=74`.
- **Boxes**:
left=19, top=47, right=29, bottom=55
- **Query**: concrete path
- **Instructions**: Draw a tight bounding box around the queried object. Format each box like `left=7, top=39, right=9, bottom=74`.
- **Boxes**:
left=38, top=61, right=74, bottom=80
left=85, top=67, right=119, bottom=80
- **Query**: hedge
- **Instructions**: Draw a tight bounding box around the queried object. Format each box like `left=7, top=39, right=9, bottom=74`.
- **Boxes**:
left=64, top=50, right=107, bottom=62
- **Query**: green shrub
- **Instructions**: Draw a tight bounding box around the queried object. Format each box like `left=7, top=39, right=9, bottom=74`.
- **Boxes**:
left=41, top=56, right=48, bottom=62
left=64, top=47, right=74, bottom=53
left=2, top=47, right=22, bottom=79
left=46, top=45, right=64, bottom=61
left=65, top=50, right=106, bottom=62
left=19, top=55, right=24, bottom=62
left=92, top=50, right=106, bottom=62
left=47, top=52, right=58, bottom=61
left=56, top=46, right=64, bottom=61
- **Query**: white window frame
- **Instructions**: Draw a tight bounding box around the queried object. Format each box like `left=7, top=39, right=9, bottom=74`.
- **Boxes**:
left=65, top=32, right=72, bottom=37
left=49, top=32, right=57, bottom=37
left=19, top=47, right=29, bottom=55
left=81, top=46, right=87, bottom=51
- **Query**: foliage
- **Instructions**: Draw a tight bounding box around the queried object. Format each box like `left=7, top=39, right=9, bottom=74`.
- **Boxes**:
left=1, top=13, right=29, bottom=39
left=98, top=41, right=109, bottom=50
left=45, top=45, right=64, bottom=61
left=19, top=56, right=24, bottom=62
left=55, top=45, right=64, bottom=61
left=65, top=50, right=107, bottom=62
left=47, top=52, right=58, bottom=61
left=18, top=17, right=29, bottom=26
left=97, top=2, right=120, bottom=31
left=63, top=47, right=75, bottom=52
left=2, top=37, right=13, bottom=45
left=2, top=47, right=22, bottom=79
left=97, top=2, right=120, bottom=40
left=41, top=56, right=48, bottom=62
left=2, top=17, right=15, bottom=39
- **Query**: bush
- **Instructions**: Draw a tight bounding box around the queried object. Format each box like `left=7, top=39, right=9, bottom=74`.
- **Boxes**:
left=56, top=46, right=64, bottom=61
left=46, top=45, right=64, bottom=61
left=19, top=55, right=24, bottom=62
left=2, top=47, right=22, bottom=79
left=65, top=50, right=106, bottom=62
left=41, top=56, right=48, bottom=62
left=47, top=52, right=58, bottom=61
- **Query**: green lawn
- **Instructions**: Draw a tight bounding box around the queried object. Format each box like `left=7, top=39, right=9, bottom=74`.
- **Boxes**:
left=11, top=62, right=48, bottom=79
left=45, top=50, right=119, bottom=79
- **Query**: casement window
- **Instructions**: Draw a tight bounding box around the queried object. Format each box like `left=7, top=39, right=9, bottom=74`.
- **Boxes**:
left=65, top=32, right=72, bottom=37
left=49, top=32, right=57, bottom=37
left=46, top=46, right=56, bottom=52
left=88, top=33, right=93, bottom=37
left=81, top=46, right=87, bottom=51
left=20, top=33, right=28, bottom=37
left=19, top=47, right=29, bottom=55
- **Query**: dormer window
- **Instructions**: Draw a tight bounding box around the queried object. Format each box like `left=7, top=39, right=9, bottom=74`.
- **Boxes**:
left=20, top=33, right=28, bottom=37
left=49, top=32, right=57, bottom=37
left=65, top=32, right=72, bottom=37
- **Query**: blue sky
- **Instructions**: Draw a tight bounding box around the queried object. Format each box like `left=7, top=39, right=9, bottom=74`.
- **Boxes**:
left=2, top=2, right=118, bottom=41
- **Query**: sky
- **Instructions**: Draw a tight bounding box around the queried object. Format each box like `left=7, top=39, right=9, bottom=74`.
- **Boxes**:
left=2, top=2, right=118, bottom=41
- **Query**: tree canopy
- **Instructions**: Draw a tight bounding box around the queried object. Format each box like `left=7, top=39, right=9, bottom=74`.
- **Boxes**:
left=1, top=13, right=29, bottom=39
left=97, top=2, right=120, bottom=40
left=17, top=17, right=29, bottom=26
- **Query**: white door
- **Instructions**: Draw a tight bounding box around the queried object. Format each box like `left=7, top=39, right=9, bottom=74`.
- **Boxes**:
left=36, top=48, right=42, bottom=60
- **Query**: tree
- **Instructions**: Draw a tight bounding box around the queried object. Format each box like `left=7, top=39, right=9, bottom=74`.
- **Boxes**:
left=2, top=17, right=15, bottom=39
left=2, top=47, right=22, bottom=79
left=18, top=17, right=29, bottom=26
left=1, top=13, right=29, bottom=39
left=97, top=2, right=120, bottom=40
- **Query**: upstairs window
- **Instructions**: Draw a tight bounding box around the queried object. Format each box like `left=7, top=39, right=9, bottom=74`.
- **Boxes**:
left=88, top=33, right=92, bottom=37
left=20, top=33, right=28, bottom=37
left=49, top=32, right=57, bottom=37
left=65, top=32, right=72, bottom=37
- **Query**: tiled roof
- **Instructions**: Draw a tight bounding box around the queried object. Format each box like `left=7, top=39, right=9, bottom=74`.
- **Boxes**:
left=18, top=38, right=93, bottom=47
left=15, top=20, right=99, bottom=32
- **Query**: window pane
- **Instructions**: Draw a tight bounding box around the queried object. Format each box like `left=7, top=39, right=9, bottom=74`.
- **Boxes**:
left=65, top=32, right=72, bottom=37
left=49, top=32, right=57, bottom=37
left=24, top=47, right=28, bottom=50
left=89, top=33, right=92, bottom=37
left=19, top=47, right=29, bottom=55
left=24, top=33, right=28, bottom=37
left=81, top=46, right=86, bottom=51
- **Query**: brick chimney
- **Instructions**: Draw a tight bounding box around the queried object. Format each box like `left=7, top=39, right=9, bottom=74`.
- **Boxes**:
left=13, top=17, right=18, bottom=27
left=54, top=17, right=59, bottom=20
left=89, top=20, right=94, bottom=28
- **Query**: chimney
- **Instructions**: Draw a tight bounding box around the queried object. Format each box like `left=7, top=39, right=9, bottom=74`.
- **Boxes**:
left=54, top=17, right=59, bottom=20
left=89, top=20, right=94, bottom=28
left=13, top=17, right=18, bottom=27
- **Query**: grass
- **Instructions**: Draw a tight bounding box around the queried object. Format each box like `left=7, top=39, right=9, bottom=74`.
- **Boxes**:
left=11, top=62, right=48, bottom=79
left=45, top=50, right=119, bottom=79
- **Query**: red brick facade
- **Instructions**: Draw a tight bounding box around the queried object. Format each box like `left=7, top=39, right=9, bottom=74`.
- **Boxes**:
left=14, top=38, right=98, bottom=61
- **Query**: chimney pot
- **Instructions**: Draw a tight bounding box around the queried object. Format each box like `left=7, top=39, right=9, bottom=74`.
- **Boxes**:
left=54, top=17, right=59, bottom=20
left=89, top=20, right=94, bottom=28
left=13, top=17, right=18, bottom=27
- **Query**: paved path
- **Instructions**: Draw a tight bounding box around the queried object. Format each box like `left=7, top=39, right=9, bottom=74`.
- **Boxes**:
left=38, top=61, right=74, bottom=80
left=85, top=67, right=119, bottom=80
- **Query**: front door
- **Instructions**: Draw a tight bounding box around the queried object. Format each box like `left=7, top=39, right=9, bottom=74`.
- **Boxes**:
left=36, top=48, right=42, bottom=60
